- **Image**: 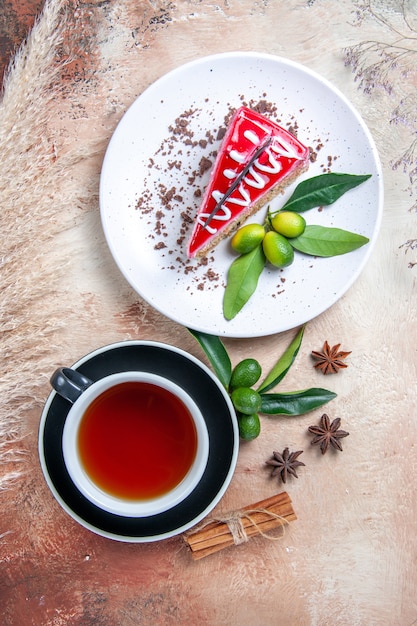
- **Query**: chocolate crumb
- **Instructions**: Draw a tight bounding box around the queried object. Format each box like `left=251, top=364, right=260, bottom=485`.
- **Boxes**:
left=205, top=268, right=219, bottom=282
left=199, top=156, right=212, bottom=175
left=181, top=211, right=193, bottom=224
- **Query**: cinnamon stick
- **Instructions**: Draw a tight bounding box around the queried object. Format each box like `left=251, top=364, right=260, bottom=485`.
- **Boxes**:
left=184, top=492, right=296, bottom=560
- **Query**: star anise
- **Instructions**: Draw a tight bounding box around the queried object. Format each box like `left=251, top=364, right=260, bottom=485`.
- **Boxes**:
left=311, top=340, right=351, bottom=374
left=308, top=414, right=349, bottom=454
left=266, top=447, right=305, bottom=483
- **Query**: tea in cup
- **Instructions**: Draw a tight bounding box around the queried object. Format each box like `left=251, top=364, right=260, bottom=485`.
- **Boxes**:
left=50, top=367, right=209, bottom=517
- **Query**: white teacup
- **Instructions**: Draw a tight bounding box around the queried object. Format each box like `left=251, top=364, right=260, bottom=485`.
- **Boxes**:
left=50, top=367, right=209, bottom=517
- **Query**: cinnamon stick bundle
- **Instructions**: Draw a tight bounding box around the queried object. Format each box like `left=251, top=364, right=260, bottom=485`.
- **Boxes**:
left=184, top=492, right=296, bottom=560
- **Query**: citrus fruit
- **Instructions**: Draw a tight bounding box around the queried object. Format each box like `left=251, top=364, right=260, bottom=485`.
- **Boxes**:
left=230, top=387, right=262, bottom=415
left=230, top=223, right=266, bottom=254
left=262, top=231, right=294, bottom=268
left=270, top=211, right=306, bottom=238
left=230, top=358, right=262, bottom=389
left=238, top=413, right=261, bottom=441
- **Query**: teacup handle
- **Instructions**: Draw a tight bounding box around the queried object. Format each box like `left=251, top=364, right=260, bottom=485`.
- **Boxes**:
left=50, top=367, right=93, bottom=404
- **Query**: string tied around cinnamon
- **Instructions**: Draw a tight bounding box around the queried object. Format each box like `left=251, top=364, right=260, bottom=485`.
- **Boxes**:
left=183, top=492, right=297, bottom=560
left=209, top=507, right=289, bottom=545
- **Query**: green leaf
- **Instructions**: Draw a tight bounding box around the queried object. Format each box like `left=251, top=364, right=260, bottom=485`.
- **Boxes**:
left=257, top=325, right=305, bottom=393
left=278, top=173, right=372, bottom=214
left=187, top=328, right=232, bottom=388
left=260, top=388, right=337, bottom=415
left=223, top=244, right=266, bottom=321
left=290, top=225, right=369, bottom=257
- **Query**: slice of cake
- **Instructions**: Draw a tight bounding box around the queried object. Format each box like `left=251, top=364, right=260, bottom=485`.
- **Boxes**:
left=187, top=106, right=310, bottom=258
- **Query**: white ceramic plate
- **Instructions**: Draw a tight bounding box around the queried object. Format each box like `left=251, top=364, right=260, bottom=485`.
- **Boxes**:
left=100, top=52, right=383, bottom=338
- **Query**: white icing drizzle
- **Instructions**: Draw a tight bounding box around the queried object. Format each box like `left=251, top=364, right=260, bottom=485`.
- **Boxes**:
left=229, top=149, right=245, bottom=164
left=243, top=129, right=259, bottom=145
left=197, top=199, right=232, bottom=234
left=249, top=118, right=270, bottom=135
left=245, top=116, right=303, bottom=160
left=199, top=117, right=306, bottom=235
left=255, top=148, right=283, bottom=174
left=243, top=166, right=268, bottom=189
left=197, top=216, right=217, bottom=235
left=212, top=186, right=250, bottom=208
left=271, top=137, right=302, bottom=160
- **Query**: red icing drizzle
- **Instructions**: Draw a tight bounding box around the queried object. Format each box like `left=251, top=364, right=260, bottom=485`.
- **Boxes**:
left=187, top=107, right=309, bottom=257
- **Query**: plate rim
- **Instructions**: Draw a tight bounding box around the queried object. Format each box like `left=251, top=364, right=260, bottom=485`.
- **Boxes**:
left=38, top=340, right=239, bottom=542
left=100, top=51, right=384, bottom=338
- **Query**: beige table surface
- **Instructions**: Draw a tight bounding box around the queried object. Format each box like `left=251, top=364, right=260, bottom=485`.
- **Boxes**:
left=1, top=1, right=416, bottom=624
